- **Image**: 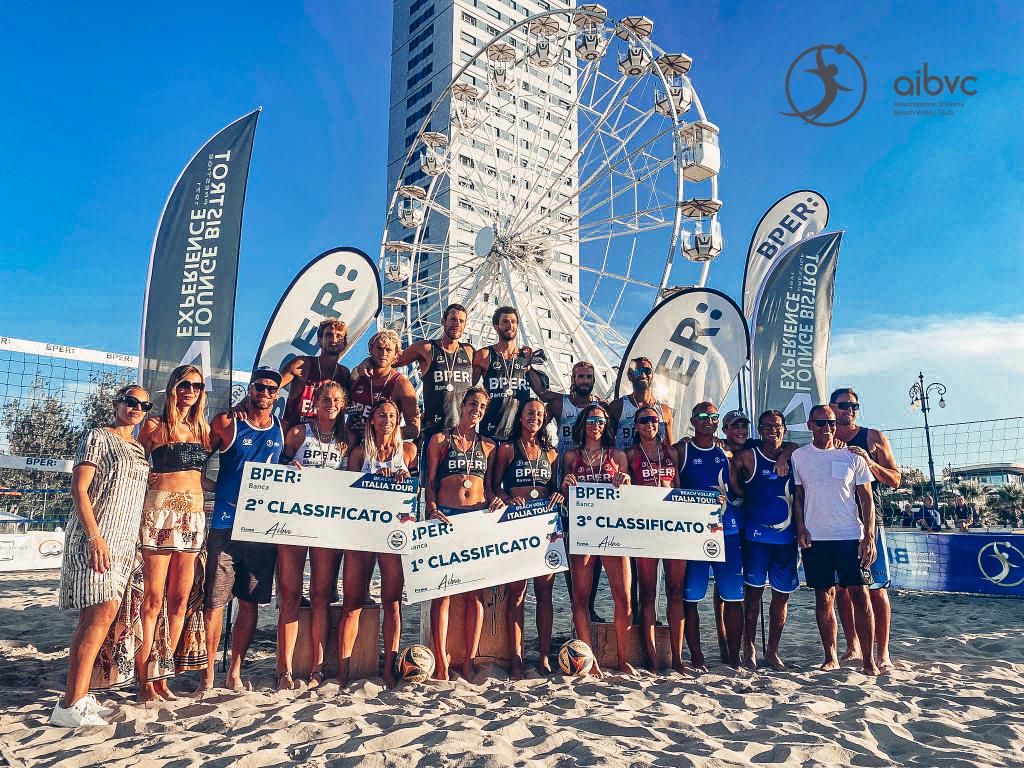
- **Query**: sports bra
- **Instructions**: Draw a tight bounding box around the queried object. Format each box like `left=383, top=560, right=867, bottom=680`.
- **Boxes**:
left=435, top=430, right=487, bottom=484
left=151, top=442, right=210, bottom=473
left=501, top=440, right=554, bottom=492
left=571, top=448, right=619, bottom=484
left=362, top=445, right=410, bottom=474
left=630, top=442, right=676, bottom=486
left=295, top=424, right=347, bottom=470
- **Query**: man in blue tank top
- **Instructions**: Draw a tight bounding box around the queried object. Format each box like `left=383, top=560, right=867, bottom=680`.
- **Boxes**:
left=729, top=410, right=798, bottom=670
left=198, top=367, right=284, bottom=693
left=676, top=401, right=744, bottom=671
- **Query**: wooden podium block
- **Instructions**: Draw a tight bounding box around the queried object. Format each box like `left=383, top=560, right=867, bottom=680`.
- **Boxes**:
left=420, top=586, right=512, bottom=669
left=292, top=605, right=381, bottom=680
left=593, top=622, right=672, bottom=669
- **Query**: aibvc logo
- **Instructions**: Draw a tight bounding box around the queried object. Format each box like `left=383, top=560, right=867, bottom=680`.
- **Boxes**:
left=782, top=44, right=867, bottom=127
left=892, top=63, right=977, bottom=118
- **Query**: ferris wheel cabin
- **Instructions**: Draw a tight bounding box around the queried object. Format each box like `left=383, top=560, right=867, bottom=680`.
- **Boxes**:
left=418, top=131, right=449, bottom=177
left=573, top=4, right=609, bottom=61
left=654, top=54, right=694, bottom=118
left=675, top=121, right=720, bottom=183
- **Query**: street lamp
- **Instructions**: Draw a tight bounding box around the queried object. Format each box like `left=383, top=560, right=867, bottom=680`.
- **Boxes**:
left=909, top=372, right=947, bottom=506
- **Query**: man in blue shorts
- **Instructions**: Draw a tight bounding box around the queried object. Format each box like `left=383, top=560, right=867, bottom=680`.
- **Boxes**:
left=830, top=387, right=901, bottom=673
left=675, top=401, right=744, bottom=671
left=792, top=404, right=879, bottom=676
left=729, top=410, right=798, bottom=670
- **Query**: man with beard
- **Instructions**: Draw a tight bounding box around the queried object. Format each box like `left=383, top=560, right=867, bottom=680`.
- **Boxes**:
left=390, top=305, right=474, bottom=471
left=474, top=307, right=532, bottom=442
left=527, top=360, right=604, bottom=622
left=608, top=358, right=674, bottom=450
left=830, top=388, right=900, bottom=673
left=348, top=329, right=420, bottom=443
left=279, top=318, right=352, bottom=433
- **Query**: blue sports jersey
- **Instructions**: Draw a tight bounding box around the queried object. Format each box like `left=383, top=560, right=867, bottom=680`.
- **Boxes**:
left=678, top=442, right=737, bottom=535
left=742, top=447, right=795, bottom=544
left=212, top=416, right=284, bottom=529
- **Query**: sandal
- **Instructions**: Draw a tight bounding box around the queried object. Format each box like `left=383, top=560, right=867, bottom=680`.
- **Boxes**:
left=276, top=671, right=295, bottom=691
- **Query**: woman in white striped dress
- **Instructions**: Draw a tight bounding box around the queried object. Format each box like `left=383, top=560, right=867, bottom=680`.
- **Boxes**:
left=52, top=385, right=152, bottom=728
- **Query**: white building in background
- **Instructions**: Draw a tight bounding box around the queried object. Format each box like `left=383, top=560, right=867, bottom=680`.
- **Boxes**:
left=386, top=0, right=582, bottom=373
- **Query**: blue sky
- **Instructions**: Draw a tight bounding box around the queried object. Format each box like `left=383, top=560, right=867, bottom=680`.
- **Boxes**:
left=1, top=1, right=1021, bottom=430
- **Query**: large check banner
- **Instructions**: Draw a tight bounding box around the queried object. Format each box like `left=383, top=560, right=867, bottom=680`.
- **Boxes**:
left=232, top=463, right=418, bottom=553
left=403, top=500, right=567, bottom=603
left=568, top=484, right=725, bottom=561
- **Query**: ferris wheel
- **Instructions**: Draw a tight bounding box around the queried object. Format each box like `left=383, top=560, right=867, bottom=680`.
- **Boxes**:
left=380, top=4, right=722, bottom=395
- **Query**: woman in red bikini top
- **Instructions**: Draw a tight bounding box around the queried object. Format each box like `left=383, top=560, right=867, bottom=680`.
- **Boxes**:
left=559, top=402, right=634, bottom=678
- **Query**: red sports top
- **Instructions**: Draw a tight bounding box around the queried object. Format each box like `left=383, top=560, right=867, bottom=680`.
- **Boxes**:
left=571, top=448, right=620, bottom=483
left=630, top=442, right=676, bottom=486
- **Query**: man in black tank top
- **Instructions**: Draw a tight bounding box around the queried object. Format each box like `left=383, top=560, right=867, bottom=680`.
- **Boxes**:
left=830, top=388, right=902, bottom=673
left=474, top=306, right=532, bottom=442
left=388, top=304, right=475, bottom=470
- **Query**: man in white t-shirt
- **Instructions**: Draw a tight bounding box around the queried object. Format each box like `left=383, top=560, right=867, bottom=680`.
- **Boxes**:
left=792, top=404, right=879, bottom=676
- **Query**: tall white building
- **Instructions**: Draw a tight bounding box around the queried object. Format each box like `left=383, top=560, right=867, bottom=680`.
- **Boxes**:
left=386, top=0, right=583, bottom=381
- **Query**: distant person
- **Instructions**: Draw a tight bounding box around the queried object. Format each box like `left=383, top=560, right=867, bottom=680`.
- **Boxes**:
left=830, top=387, right=901, bottom=674
left=952, top=497, right=975, bottom=532
left=901, top=502, right=914, bottom=527
left=792, top=405, right=879, bottom=676
left=53, top=385, right=153, bottom=727
left=915, top=494, right=941, bottom=531
left=197, top=368, right=285, bottom=693
left=279, top=319, right=352, bottom=433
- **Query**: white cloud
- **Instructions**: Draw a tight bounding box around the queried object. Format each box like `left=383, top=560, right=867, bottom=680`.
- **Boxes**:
left=827, top=314, right=1024, bottom=430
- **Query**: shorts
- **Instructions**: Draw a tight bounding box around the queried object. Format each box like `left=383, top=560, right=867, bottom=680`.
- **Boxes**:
left=204, top=528, right=278, bottom=607
left=867, top=526, right=890, bottom=589
left=742, top=538, right=799, bottom=593
left=140, top=489, right=205, bottom=552
left=684, top=533, right=744, bottom=602
left=802, top=539, right=868, bottom=590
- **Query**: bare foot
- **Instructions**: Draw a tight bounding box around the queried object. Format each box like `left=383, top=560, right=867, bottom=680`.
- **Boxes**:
left=433, top=662, right=449, bottom=682
left=861, top=660, right=880, bottom=676
left=840, top=647, right=863, bottom=664
left=154, top=681, right=178, bottom=701
left=819, top=657, right=840, bottom=671
left=646, top=661, right=659, bottom=674
left=276, top=672, right=295, bottom=691
left=536, top=658, right=552, bottom=676
left=225, top=673, right=244, bottom=691
left=307, top=671, right=323, bottom=690
left=615, top=661, right=637, bottom=676
left=877, top=655, right=895, bottom=673
left=587, top=661, right=604, bottom=679
left=383, top=667, right=399, bottom=690
left=690, top=656, right=708, bottom=675
left=510, top=660, right=525, bottom=681
left=742, top=642, right=757, bottom=669
left=671, top=661, right=687, bottom=675
left=192, top=677, right=214, bottom=696
left=461, top=659, right=477, bottom=682
left=136, top=684, right=159, bottom=703
left=765, top=651, right=786, bottom=671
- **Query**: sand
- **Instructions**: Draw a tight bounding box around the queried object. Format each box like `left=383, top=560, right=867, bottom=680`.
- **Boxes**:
left=1, top=570, right=1022, bottom=767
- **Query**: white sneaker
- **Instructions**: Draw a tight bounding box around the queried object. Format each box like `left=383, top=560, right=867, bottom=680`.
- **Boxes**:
left=50, top=698, right=108, bottom=727
left=81, top=694, right=115, bottom=717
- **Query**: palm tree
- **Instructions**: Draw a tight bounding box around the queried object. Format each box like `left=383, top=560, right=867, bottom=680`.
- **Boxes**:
left=990, top=485, right=1024, bottom=528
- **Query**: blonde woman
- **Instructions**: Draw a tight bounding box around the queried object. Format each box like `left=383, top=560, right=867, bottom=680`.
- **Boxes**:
left=53, top=385, right=152, bottom=727
left=134, top=365, right=212, bottom=701
left=338, top=400, right=417, bottom=687
left=276, top=381, right=353, bottom=690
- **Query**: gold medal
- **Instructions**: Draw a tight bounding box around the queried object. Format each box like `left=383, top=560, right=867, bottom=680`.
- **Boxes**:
left=530, top=489, right=539, bottom=499
left=463, top=478, right=472, bottom=489
left=446, top=383, right=455, bottom=392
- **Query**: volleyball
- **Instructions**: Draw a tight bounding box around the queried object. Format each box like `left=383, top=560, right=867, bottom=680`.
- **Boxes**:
left=557, top=640, right=595, bottom=676
left=396, top=644, right=436, bottom=683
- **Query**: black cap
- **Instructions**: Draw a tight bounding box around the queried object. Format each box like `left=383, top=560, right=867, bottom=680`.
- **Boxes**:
left=249, top=366, right=283, bottom=386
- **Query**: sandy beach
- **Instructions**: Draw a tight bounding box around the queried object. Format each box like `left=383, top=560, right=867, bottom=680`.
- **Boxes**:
left=0, top=570, right=1022, bottom=767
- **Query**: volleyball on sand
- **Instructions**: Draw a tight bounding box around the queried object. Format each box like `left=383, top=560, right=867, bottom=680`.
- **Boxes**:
left=558, top=640, right=595, bottom=676
left=396, top=644, right=436, bottom=682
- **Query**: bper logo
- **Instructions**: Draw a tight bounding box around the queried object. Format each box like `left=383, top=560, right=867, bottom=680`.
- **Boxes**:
left=782, top=44, right=867, bottom=127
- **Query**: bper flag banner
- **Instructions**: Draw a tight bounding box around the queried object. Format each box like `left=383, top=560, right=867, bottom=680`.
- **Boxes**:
left=567, top=484, right=725, bottom=561
left=614, top=288, right=749, bottom=425
left=232, top=463, right=418, bottom=553
left=750, top=231, right=843, bottom=443
left=254, top=247, right=382, bottom=418
left=402, top=501, right=567, bottom=603
left=741, top=190, right=830, bottom=321
left=140, top=109, right=260, bottom=410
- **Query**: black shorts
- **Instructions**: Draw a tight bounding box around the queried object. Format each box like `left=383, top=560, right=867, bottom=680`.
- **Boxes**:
left=802, top=539, right=868, bottom=589
left=205, top=528, right=278, bottom=607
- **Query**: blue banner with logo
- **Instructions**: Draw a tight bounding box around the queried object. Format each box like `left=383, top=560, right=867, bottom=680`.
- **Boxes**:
left=886, top=531, right=1024, bottom=596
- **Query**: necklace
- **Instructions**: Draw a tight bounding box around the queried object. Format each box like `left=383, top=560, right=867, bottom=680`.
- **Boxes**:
left=638, top=440, right=668, bottom=483
left=311, top=422, right=335, bottom=467
left=498, top=346, right=517, bottom=398
left=520, top=439, right=544, bottom=498
left=438, top=341, right=459, bottom=392
left=452, top=428, right=478, bottom=489
left=581, top=446, right=604, bottom=480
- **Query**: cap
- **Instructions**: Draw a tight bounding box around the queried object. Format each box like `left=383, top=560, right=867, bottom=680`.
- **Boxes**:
left=249, top=366, right=283, bottom=386
left=722, top=409, right=749, bottom=427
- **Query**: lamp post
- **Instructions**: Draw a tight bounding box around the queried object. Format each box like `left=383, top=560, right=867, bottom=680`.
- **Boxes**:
left=909, top=372, right=947, bottom=506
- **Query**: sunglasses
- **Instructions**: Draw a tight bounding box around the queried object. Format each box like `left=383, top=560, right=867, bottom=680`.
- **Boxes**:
left=116, top=395, right=153, bottom=412
left=833, top=402, right=860, bottom=412
left=812, top=419, right=837, bottom=428
left=694, top=413, right=720, bottom=422
left=585, top=416, right=607, bottom=425
left=758, top=423, right=784, bottom=432
left=251, top=382, right=279, bottom=394
left=636, top=415, right=660, bottom=425
left=630, top=366, right=653, bottom=376
left=176, top=381, right=205, bottom=393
